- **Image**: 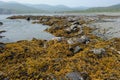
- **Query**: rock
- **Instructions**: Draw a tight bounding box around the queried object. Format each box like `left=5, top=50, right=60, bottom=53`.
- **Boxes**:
left=65, top=72, right=91, bottom=80
left=26, top=17, right=30, bottom=21
left=80, top=35, right=90, bottom=44
left=67, top=17, right=79, bottom=22
left=0, top=30, right=6, bottom=34
left=0, top=22, right=3, bottom=25
left=67, top=39, right=74, bottom=44
left=72, top=21, right=79, bottom=25
left=66, top=72, right=83, bottom=80
left=3, top=78, right=9, bottom=80
left=65, top=28, right=72, bottom=33
left=70, top=24, right=78, bottom=30
left=42, top=18, right=49, bottom=22
left=74, top=46, right=82, bottom=53
left=91, top=48, right=106, bottom=55
left=117, top=51, right=120, bottom=54
left=67, top=36, right=90, bottom=45
left=52, top=37, right=64, bottom=42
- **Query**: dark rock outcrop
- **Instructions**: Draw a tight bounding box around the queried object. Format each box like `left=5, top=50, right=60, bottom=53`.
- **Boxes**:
left=0, top=22, right=3, bottom=25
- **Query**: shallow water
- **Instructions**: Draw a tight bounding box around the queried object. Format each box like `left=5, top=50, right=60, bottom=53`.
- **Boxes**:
left=0, top=15, right=54, bottom=43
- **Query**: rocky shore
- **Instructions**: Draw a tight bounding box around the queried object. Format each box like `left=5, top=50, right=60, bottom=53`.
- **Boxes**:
left=0, top=15, right=120, bottom=80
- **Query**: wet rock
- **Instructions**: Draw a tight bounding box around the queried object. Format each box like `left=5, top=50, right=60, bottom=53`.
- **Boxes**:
left=80, top=35, right=90, bottom=44
left=65, top=72, right=91, bottom=80
left=66, top=72, right=83, bottom=80
left=70, top=24, right=78, bottom=30
left=65, top=27, right=72, bottom=33
left=42, top=18, right=49, bottom=22
left=26, top=17, right=31, bottom=21
left=0, top=22, right=3, bottom=25
left=0, top=30, right=6, bottom=34
left=67, top=39, right=74, bottom=44
left=67, top=36, right=90, bottom=45
left=52, top=37, right=64, bottom=42
left=67, top=17, right=79, bottom=22
left=72, top=21, right=79, bottom=25
left=3, top=78, right=9, bottom=80
left=74, top=46, right=82, bottom=53
left=91, top=48, right=106, bottom=55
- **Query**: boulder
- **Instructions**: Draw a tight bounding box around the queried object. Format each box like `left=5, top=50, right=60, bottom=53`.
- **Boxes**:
left=0, top=22, right=3, bottom=25
left=66, top=72, right=83, bottom=80
left=65, top=27, right=72, bottom=33
left=91, top=48, right=106, bottom=55
left=52, top=37, right=64, bottom=42
left=0, top=30, right=6, bottom=34
left=42, top=18, right=49, bottom=22
left=80, top=35, right=90, bottom=44
left=26, top=17, right=30, bottom=21
left=70, top=24, right=78, bottom=30
left=72, top=21, right=79, bottom=25
left=67, top=36, right=90, bottom=45
left=74, top=46, right=82, bottom=53
left=67, top=17, right=79, bottom=22
left=67, top=39, right=74, bottom=44
left=65, top=72, right=91, bottom=80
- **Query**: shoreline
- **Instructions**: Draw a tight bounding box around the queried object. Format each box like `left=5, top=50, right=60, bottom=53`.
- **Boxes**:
left=0, top=15, right=120, bottom=80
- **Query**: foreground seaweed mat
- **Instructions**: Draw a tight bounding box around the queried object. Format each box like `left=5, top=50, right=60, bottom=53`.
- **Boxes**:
left=0, top=15, right=120, bottom=80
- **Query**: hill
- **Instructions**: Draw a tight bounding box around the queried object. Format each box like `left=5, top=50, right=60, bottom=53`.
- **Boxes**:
left=83, top=4, right=120, bottom=12
left=0, top=1, right=45, bottom=13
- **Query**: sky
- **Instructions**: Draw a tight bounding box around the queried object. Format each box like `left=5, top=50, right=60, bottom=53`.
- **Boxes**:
left=0, top=0, right=120, bottom=7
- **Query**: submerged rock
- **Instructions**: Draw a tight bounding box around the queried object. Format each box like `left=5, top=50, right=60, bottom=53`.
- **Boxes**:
left=0, top=22, right=3, bottom=25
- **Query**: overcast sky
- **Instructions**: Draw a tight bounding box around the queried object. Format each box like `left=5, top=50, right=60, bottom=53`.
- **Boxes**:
left=0, top=0, right=120, bottom=7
